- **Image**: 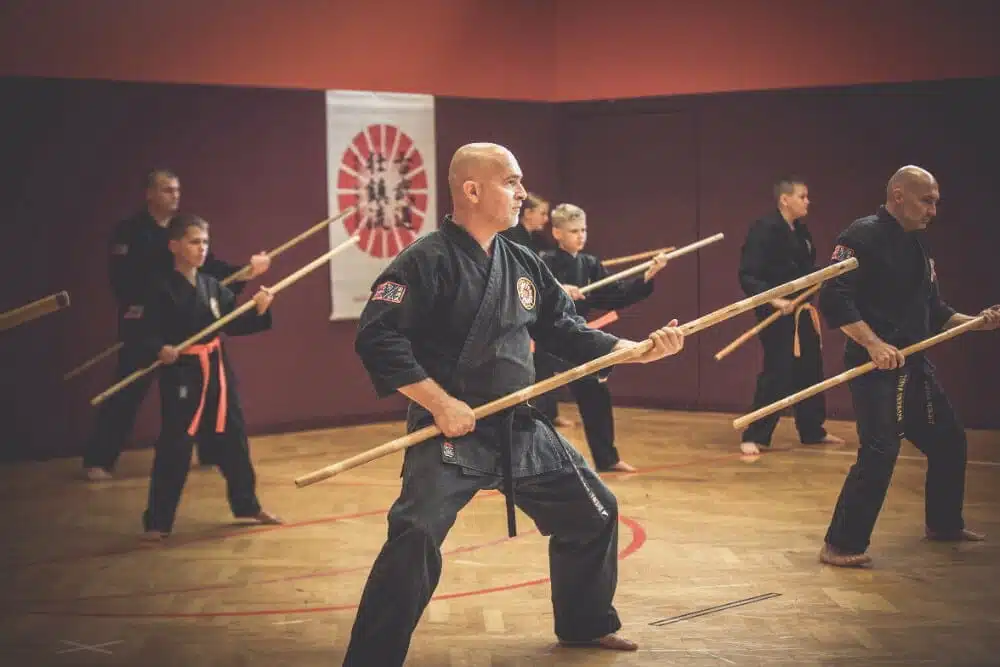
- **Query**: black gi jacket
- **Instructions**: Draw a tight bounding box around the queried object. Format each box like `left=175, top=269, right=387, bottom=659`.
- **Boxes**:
left=739, top=209, right=817, bottom=319
left=110, top=210, right=247, bottom=332
left=499, top=222, right=547, bottom=254
left=356, top=216, right=620, bottom=478
left=539, top=248, right=654, bottom=320
left=819, top=206, right=956, bottom=369
left=123, top=270, right=272, bottom=402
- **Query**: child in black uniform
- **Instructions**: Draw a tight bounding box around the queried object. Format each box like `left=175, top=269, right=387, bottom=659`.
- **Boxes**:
left=123, top=214, right=281, bottom=541
left=540, top=203, right=669, bottom=472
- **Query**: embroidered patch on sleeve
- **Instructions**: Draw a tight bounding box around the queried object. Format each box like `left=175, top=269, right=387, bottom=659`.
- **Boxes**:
left=831, top=244, right=854, bottom=261
left=372, top=281, right=407, bottom=304
left=123, top=305, right=144, bottom=319
left=111, top=243, right=129, bottom=255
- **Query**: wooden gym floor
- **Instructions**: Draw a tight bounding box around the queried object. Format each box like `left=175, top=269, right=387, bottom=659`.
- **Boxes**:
left=1, top=405, right=999, bottom=667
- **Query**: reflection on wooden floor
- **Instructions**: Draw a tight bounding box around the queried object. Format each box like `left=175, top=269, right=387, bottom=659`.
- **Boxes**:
left=1, top=404, right=999, bottom=666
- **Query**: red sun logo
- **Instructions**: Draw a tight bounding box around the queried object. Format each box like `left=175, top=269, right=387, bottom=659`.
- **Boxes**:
left=336, top=124, right=429, bottom=258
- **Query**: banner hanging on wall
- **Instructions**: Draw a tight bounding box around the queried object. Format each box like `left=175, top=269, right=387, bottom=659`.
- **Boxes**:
left=325, top=90, right=437, bottom=320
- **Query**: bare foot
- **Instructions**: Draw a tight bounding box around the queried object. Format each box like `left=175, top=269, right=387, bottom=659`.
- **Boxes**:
left=560, top=633, right=638, bottom=651
left=139, top=530, right=168, bottom=545
left=608, top=461, right=637, bottom=473
left=819, top=543, right=871, bottom=567
left=740, top=442, right=761, bottom=455
left=245, top=510, right=283, bottom=525
left=84, top=467, right=113, bottom=481
left=926, top=528, right=985, bottom=542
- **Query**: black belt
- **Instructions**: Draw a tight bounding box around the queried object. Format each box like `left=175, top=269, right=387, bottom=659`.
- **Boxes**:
left=496, top=403, right=533, bottom=538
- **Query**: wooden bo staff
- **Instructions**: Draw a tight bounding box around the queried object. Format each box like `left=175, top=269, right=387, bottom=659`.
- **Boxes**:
left=293, top=256, right=859, bottom=489
left=732, top=314, right=985, bottom=431
left=601, top=246, right=676, bottom=268
left=64, top=207, right=357, bottom=381
left=714, top=282, right=823, bottom=361
left=0, top=291, right=70, bottom=333
left=579, top=233, right=725, bottom=296
left=90, top=233, right=361, bottom=407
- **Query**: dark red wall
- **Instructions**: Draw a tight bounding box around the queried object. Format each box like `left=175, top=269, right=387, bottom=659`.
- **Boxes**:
left=2, top=1, right=998, bottom=100
left=551, top=0, right=1000, bottom=100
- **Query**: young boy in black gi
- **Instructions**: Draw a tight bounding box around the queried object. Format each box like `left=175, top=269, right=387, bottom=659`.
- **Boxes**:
left=539, top=202, right=669, bottom=472
left=123, top=214, right=281, bottom=541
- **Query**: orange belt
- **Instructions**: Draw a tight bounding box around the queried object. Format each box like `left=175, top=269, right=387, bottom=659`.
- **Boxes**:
left=181, top=337, right=227, bottom=436
left=793, top=303, right=822, bottom=357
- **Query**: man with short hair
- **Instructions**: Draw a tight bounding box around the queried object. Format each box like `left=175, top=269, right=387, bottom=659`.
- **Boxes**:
left=737, top=176, right=843, bottom=455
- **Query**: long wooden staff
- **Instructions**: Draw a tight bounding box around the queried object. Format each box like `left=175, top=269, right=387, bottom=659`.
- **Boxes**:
left=293, top=256, right=859, bottom=488
left=731, top=315, right=985, bottom=431
left=0, top=291, right=70, bottom=333
left=714, top=282, right=823, bottom=361
left=601, top=246, right=676, bottom=268
left=64, top=207, right=357, bottom=381
left=90, top=233, right=361, bottom=406
left=579, top=233, right=724, bottom=296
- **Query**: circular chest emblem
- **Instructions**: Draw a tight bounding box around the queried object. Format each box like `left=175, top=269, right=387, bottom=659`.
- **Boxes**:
left=516, top=277, right=537, bottom=310
left=336, top=124, right=429, bottom=258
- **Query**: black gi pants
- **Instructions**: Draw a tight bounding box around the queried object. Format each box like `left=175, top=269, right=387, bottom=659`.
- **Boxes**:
left=568, top=376, right=620, bottom=470
left=142, top=350, right=261, bottom=533
left=824, top=363, right=967, bottom=554
left=342, top=439, right=621, bottom=667
left=82, top=344, right=215, bottom=472
left=741, top=310, right=827, bottom=446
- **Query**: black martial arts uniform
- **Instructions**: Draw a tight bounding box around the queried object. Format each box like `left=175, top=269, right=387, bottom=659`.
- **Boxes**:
left=539, top=248, right=655, bottom=470
left=738, top=209, right=829, bottom=447
left=122, top=269, right=270, bottom=534
left=499, top=221, right=549, bottom=254
left=82, top=210, right=247, bottom=472
left=343, top=217, right=625, bottom=667
left=500, top=222, right=562, bottom=421
left=819, top=205, right=966, bottom=554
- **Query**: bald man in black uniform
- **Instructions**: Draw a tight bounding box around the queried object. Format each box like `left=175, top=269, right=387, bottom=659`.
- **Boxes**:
left=341, top=142, right=686, bottom=666
left=818, top=165, right=1000, bottom=567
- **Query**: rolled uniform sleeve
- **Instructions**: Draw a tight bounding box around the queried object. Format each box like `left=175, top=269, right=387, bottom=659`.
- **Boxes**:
left=530, top=260, right=619, bottom=365
left=819, top=238, right=864, bottom=329
left=354, top=255, right=434, bottom=397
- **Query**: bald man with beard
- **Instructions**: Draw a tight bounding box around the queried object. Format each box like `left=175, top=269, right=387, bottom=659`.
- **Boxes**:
left=817, top=165, right=1000, bottom=568
left=341, top=143, right=685, bottom=666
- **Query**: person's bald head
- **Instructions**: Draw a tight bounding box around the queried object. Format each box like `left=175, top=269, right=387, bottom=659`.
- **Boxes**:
left=886, top=165, right=939, bottom=231
left=447, top=142, right=526, bottom=233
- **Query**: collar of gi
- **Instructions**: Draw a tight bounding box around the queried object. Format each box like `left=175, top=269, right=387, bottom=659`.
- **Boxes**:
left=442, top=215, right=493, bottom=266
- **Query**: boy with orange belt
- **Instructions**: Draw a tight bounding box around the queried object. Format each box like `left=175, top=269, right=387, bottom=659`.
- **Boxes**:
left=122, top=213, right=281, bottom=540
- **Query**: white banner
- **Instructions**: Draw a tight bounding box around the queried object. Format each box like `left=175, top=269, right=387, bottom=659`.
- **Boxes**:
left=325, top=90, right=437, bottom=320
